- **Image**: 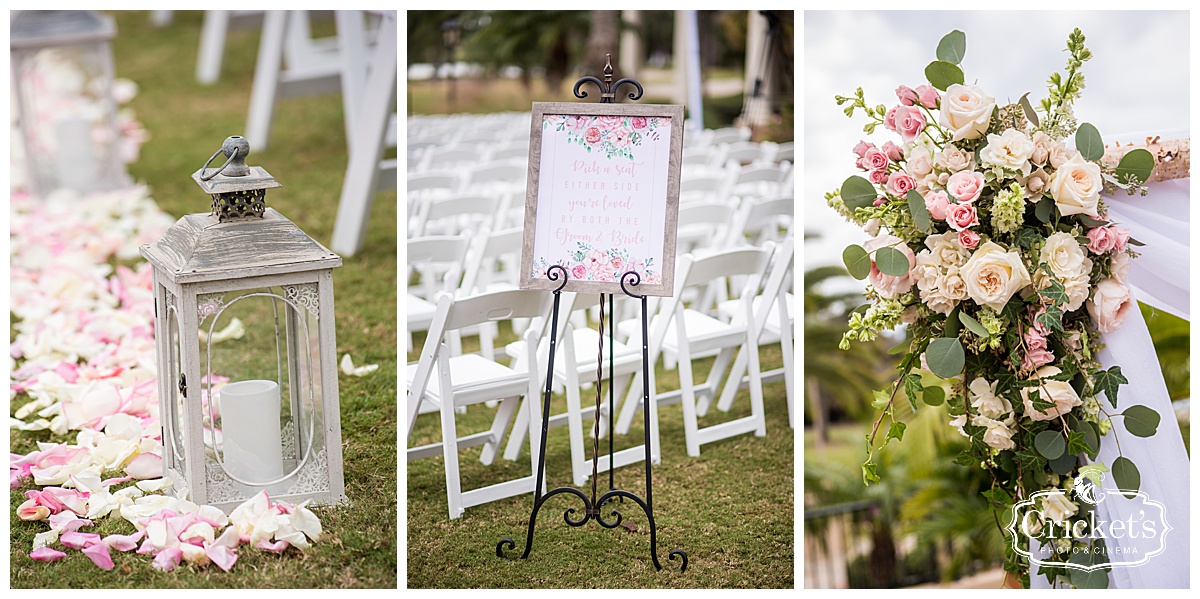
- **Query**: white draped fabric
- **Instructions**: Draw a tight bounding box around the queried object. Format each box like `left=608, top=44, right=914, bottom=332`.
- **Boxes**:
left=1033, top=131, right=1190, bottom=588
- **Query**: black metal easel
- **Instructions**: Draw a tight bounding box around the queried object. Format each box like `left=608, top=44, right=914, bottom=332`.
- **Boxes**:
left=496, top=56, right=687, bottom=573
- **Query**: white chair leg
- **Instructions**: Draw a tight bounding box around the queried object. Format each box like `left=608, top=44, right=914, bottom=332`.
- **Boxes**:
left=438, top=369, right=464, bottom=519
left=716, top=345, right=749, bottom=413
left=747, top=337, right=767, bottom=437
left=246, top=11, right=287, bottom=150
left=697, top=346, right=735, bottom=416
left=196, top=10, right=230, bottom=84
left=563, top=339, right=590, bottom=487
left=615, top=370, right=642, bottom=435
left=675, top=329, right=703, bottom=458
left=502, top=398, right=530, bottom=461
left=479, top=395, right=518, bottom=466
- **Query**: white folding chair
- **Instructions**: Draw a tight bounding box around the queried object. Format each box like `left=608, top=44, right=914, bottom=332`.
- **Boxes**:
left=715, top=237, right=795, bottom=427
left=675, top=201, right=737, bottom=257
left=615, top=244, right=775, bottom=457
left=458, top=226, right=524, bottom=361
left=407, top=235, right=471, bottom=354
left=501, top=293, right=650, bottom=485
left=196, top=10, right=265, bottom=84
left=406, top=171, right=462, bottom=237
left=727, top=196, right=794, bottom=248
left=722, top=163, right=789, bottom=203
left=406, top=290, right=551, bottom=519
left=412, top=193, right=500, bottom=239
left=722, top=141, right=763, bottom=167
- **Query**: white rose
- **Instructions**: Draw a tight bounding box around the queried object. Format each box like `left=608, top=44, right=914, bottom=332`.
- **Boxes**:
left=1021, top=366, right=1083, bottom=421
left=1020, top=167, right=1051, bottom=199
left=1048, top=142, right=1075, bottom=170
left=863, top=234, right=916, bottom=299
left=972, top=414, right=1017, bottom=450
left=980, top=128, right=1035, bottom=175
left=906, top=148, right=934, bottom=179
left=1039, top=232, right=1093, bottom=311
left=960, top=241, right=1033, bottom=311
left=1088, top=278, right=1134, bottom=333
left=924, top=232, right=969, bottom=269
left=1048, top=153, right=1103, bottom=217
left=1041, top=490, right=1078, bottom=524
left=1110, top=251, right=1131, bottom=283
left=949, top=413, right=969, bottom=437
left=969, top=377, right=1012, bottom=420
left=920, top=282, right=959, bottom=316
left=939, top=84, right=996, bottom=141
left=942, top=273, right=969, bottom=301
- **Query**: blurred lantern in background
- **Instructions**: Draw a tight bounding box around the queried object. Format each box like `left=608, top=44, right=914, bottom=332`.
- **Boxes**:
left=10, top=10, right=133, bottom=196
left=140, top=136, right=347, bottom=513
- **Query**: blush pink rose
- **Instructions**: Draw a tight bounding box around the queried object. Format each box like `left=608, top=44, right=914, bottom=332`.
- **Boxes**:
left=571, top=264, right=587, bottom=279
left=1086, top=226, right=1118, bottom=254
left=924, top=190, right=951, bottom=220
left=884, top=106, right=898, bottom=131
left=886, top=172, right=917, bottom=197
left=916, top=84, right=940, bottom=109
left=869, top=169, right=889, bottom=184
left=892, top=105, right=927, bottom=143
left=946, top=202, right=979, bottom=232
left=862, top=147, right=889, bottom=171
left=853, top=140, right=873, bottom=157
left=896, top=85, right=919, bottom=106
left=584, top=127, right=602, bottom=144
left=881, top=141, right=904, bottom=162
left=1112, top=227, right=1131, bottom=251
left=946, top=170, right=986, bottom=203
left=631, top=116, right=648, bottom=129
left=1088, top=278, right=1134, bottom=333
left=872, top=196, right=887, bottom=207
left=958, top=229, right=980, bottom=249
left=863, top=234, right=916, bottom=299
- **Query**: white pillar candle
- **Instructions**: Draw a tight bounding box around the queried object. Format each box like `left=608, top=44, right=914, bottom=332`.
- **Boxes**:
left=219, top=380, right=285, bottom=493
left=54, top=116, right=97, bottom=192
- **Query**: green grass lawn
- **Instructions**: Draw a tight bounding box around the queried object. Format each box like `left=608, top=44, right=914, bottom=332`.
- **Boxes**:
left=405, top=318, right=794, bottom=588
left=10, top=10, right=396, bottom=588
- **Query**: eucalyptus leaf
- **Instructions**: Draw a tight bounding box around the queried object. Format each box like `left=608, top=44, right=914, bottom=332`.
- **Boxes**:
left=923, top=386, right=945, bottom=406
left=925, top=337, right=965, bottom=378
left=1075, top=123, right=1105, bottom=162
left=841, top=175, right=879, bottom=210
left=1115, top=148, right=1155, bottom=186
left=1122, top=405, right=1161, bottom=438
left=1035, top=197, right=1055, bottom=223
left=945, top=307, right=962, bottom=338
left=1075, top=214, right=1109, bottom=228
left=1018, top=92, right=1039, bottom=127
left=936, top=30, right=967, bottom=65
left=924, top=60, right=964, bottom=91
left=1127, top=236, right=1145, bottom=247
left=1049, top=449, right=1077, bottom=476
left=842, top=244, right=872, bottom=280
left=907, top=189, right=931, bottom=233
left=1112, top=456, right=1141, bottom=496
left=958, top=311, right=990, bottom=338
left=874, top=246, right=911, bottom=277
left=1034, top=430, right=1066, bottom=460
left=1081, top=421, right=1100, bottom=459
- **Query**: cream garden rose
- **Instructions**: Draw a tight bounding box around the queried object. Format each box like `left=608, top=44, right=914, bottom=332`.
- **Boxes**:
left=1041, top=490, right=1079, bottom=524
left=1048, top=153, right=1103, bottom=217
left=1039, top=231, right=1093, bottom=310
left=980, top=128, right=1035, bottom=175
left=939, top=83, right=996, bottom=141
left=972, top=414, right=1017, bottom=451
left=969, top=377, right=1012, bottom=420
left=959, top=241, right=1032, bottom=311
left=863, top=234, right=916, bottom=299
left=1021, top=366, right=1083, bottom=421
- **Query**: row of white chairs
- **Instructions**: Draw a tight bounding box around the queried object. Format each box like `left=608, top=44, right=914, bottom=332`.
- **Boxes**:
left=406, top=237, right=794, bottom=519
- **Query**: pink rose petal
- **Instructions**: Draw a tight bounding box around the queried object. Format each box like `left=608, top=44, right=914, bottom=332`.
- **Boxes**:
left=104, top=529, right=145, bottom=552
left=257, top=539, right=290, bottom=553
left=124, top=452, right=163, bottom=480
left=30, top=547, right=67, bottom=563
left=61, top=530, right=102, bottom=550
left=82, top=542, right=115, bottom=570
left=151, top=547, right=182, bottom=571
left=48, top=511, right=91, bottom=532
left=206, top=544, right=238, bottom=572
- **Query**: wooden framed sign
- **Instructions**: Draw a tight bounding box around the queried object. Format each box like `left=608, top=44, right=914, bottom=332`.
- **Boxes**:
left=519, top=102, right=685, bottom=297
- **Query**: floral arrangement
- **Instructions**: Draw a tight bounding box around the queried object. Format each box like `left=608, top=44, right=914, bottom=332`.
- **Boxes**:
left=532, top=242, right=659, bottom=285
left=829, top=29, right=1163, bottom=588
left=544, top=113, right=665, bottom=161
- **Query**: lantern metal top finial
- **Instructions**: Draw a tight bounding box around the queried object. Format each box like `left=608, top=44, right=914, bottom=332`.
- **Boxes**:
left=193, top=135, right=281, bottom=222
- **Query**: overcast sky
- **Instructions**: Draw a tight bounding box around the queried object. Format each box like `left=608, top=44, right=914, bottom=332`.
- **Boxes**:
left=802, top=11, right=1190, bottom=290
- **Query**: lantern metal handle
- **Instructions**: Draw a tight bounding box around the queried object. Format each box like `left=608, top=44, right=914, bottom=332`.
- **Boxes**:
left=199, top=136, right=252, bottom=181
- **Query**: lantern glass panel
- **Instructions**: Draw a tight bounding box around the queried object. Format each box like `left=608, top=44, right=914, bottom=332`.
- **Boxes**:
left=197, top=284, right=328, bottom=503
left=163, top=289, right=187, bottom=476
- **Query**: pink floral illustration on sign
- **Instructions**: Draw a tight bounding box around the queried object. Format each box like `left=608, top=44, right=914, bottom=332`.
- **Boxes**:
left=532, top=243, right=659, bottom=285
left=543, top=114, right=665, bottom=161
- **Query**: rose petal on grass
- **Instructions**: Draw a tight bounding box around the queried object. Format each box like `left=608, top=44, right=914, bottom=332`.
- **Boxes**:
left=61, top=530, right=101, bottom=549
left=48, top=511, right=91, bottom=532
left=257, top=539, right=290, bottom=553
left=104, top=529, right=145, bottom=552
left=151, top=547, right=182, bottom=571
left=135, top=478, right=171, bottom=493
left=30, top=547, right=67, bottom=563
left=205, top=544, right=238, bottom=572
left=82, top=542, right=115, bottom=570
left=340, top=353, right=379, bottom=376
left=124, top=452, right=163, bottom=480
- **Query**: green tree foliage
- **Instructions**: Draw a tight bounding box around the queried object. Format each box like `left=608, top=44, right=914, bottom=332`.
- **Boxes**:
left=462, top=11, right=591, bottom=92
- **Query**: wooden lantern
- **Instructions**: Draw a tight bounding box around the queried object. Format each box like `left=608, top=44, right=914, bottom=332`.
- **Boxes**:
left=139, top=136, right=346, bottom=512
